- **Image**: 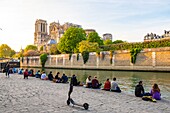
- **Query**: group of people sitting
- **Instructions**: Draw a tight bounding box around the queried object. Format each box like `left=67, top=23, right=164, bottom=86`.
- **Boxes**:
left=19, top=69, right=34, bottom=77
left=34, top=70, right=69, bottom=83
left=135, top=81, right=161, bottom=100
left=86, top=76, right=121, bottom=92
left=22, top=69, right=161, bottom=100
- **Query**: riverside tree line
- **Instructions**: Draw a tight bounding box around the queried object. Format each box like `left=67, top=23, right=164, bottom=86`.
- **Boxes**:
left=1, top=27, right=170, bottom=66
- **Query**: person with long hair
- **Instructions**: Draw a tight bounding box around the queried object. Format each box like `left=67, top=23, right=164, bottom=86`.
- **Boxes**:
left=150, top=83, right=161, bottom=100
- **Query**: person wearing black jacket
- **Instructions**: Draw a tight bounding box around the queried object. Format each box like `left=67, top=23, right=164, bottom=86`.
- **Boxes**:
left=48, top=71, right=54, bottom=81
left=5, top=62, right=10, bottom=78
left=71, top=74, right=80, bottom=86
left=135, top=81, right=145, bottom=97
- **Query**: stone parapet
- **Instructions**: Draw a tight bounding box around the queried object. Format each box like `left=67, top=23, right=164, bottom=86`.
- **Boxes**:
left=21, top=47, right=170, bottom=72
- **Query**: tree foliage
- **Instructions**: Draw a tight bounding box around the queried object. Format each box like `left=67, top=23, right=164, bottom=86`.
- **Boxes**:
left=130, top=48, right=142, bottom=64
left=104, top=39, right=113, bottom=45
left=58, top=27, right=86, bottom=53
left=79, top=41, right=99, bottom=53
left=24, top=45, right=38, bottom=52
left=40, top=45, right=43, bottom=51
left=82, top=51, right=89, bottom=64
left=50, top=44, right=60, bottom=55
left=23, top=50, right=40, bottom=56
left=0, top=44, right=15, bottom=58
left=40, top=53, right=48, bottom=68
left=112, top=40, right=125, bottom=44
left=101, top=39, right=170, bottom=51
left=87, top=32, right=103, bottom=45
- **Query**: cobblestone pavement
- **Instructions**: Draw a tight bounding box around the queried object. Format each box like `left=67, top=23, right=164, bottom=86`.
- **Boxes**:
left=0, top=73, right=170, bottom=113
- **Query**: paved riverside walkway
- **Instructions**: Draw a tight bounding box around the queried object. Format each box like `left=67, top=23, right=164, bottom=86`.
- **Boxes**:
left=0, top=73, right=170, bottom=113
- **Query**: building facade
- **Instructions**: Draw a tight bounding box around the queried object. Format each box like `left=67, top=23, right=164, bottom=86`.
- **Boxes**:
left=34, top=19, right=82, bottom=51
left=34, top=19, right=49, bottom=50
left=84, top=29, right=96, bottom=37
left=103, top=33, right=112, bottom=41
left=144, top=30, right=170, bottom=42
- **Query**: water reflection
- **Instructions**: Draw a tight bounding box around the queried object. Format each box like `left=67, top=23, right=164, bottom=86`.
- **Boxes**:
left=28, top=68, right=170, bottom=100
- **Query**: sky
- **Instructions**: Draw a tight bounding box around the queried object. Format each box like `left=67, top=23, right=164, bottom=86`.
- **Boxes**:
left=0, top=0, right=170, bottom=51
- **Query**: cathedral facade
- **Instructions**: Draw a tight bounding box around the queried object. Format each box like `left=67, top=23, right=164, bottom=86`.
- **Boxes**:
left=34, top=19, right=81, bottom=50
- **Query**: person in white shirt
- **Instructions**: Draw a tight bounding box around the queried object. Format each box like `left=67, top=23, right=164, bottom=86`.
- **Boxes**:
left=86, top=76, right=92, bottom=88
left=41, top=71, right=47, bottom=80
left=111, top=77, right=121, bottom=92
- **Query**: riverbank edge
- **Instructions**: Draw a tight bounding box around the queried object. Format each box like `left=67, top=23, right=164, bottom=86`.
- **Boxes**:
left=21, top=65, right=170, bottom=72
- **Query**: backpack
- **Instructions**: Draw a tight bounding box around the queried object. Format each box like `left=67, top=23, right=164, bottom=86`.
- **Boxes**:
left=142, top=96, right=156, bottom=102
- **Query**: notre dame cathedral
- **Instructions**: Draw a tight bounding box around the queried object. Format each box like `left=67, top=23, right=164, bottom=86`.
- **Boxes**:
left=34, top=19, right=82, bottom=50
left=34, top=19, right=112, bottom=51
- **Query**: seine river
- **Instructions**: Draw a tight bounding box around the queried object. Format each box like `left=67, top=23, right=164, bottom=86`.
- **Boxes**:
left=30, top=68, right=170, bottom=100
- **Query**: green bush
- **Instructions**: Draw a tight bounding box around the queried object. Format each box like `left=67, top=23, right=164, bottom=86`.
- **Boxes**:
left=40, top=53, right=48, bottom=68
left=100, top=39, right=170, bottom=51
left=82, top=51, right=89, bottom=64
left=130, top=48, right=142, bottom=64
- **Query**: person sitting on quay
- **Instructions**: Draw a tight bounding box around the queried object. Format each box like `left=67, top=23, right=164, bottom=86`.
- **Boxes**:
left=71, top=74, right=80, bottom=86
left=135, top=81, right=145, bottom=97
left=55, top=72, right=61, bottom=83
left=102, top=78, right=111, bottom=91
left=86, top=76, right=92, bottom=88
left=92, top=76, right=102, bottom=89
left=61, top=73, right=68, bottom=83
left=18, top=69, right=24, bottom=74
left=12, top=67, right=17, bottom=73
left=35, top=70, right=41, bottom=78
left=150, top=83, right=161, bottom=100
left=111, top=77, right=121, bottom=92
left=41, top=71, right=48, bottom=80
left=24, top=69, right=29, bottom=79
left=28, top=69, right=34, bottom=77
left=48, top=71, right=54, bottom=81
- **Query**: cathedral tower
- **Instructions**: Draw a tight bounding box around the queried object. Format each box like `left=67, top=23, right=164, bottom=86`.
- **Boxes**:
left=34, top=19, right=49, bottom=50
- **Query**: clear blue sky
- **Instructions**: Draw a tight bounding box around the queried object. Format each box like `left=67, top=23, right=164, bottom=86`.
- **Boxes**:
left=0, top=0, right=170, bottom=51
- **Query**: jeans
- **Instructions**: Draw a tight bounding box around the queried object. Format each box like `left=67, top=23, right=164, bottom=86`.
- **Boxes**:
left=5, top=69, right=9, bottom=77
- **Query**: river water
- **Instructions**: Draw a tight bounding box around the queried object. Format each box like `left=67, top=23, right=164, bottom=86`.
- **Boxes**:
left=30, top=68, right=170, bottom=100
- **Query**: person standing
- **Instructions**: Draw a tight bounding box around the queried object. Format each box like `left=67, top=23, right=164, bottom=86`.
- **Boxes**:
left=24, top=69, right=29, bottom=79
left=135, top=81, right=145, bottom=97
left=5, top=62, right=10, bottom=78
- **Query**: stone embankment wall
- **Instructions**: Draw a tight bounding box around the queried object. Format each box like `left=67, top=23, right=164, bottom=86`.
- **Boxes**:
left=21, top=47, right=170, bottom=71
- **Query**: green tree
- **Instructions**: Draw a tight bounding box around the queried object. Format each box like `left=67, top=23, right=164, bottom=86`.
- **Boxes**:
left=87, top=32, right=103, bottom=45
left=24, top=45, right=38, bottom=52
left=40, top=53, right=48, bottom=68
left=10, top=50, right=16, bottom=57
left=79, top=41, right=99, bottom=53
left=104, top=39, right=113, bottom=45
left=112, top=40, right=125, bottom=44
left=58, top=27, right=86, bottom=53
left=40, top=45, right=43, bottom=51
left=0, top=44, right=15, bottom=58
left=23, top=50, right=40, bottom=56
left=50, top=44, right=60, bottom=55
